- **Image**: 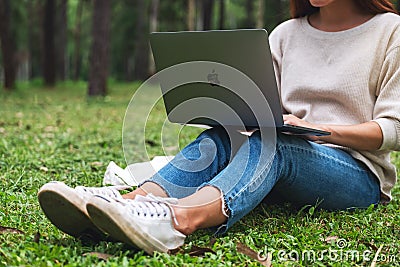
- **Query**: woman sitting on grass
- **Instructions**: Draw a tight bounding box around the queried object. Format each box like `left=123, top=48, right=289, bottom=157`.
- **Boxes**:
left=38, top=0, right=400, bottom=255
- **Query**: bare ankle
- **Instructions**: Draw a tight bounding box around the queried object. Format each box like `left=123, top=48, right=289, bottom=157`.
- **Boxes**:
left=173, top=206, right=198, bottom=235
left=122, top=188, right=147, bottom=199
left=122, top=182, right=168, bottom=200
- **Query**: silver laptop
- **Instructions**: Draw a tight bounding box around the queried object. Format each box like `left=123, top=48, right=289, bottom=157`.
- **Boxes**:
left=149, top=29, right=330, bottom=136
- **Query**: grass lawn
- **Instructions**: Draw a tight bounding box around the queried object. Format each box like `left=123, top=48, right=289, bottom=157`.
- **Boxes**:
left=0, top=81, right=399, bottom=266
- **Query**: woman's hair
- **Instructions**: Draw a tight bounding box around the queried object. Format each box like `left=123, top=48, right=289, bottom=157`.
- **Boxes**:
left=290, top=0, right=398, bottom=18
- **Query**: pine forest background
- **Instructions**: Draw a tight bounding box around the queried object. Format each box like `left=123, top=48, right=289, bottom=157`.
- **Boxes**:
left=1, top=0, right=399, bottom=96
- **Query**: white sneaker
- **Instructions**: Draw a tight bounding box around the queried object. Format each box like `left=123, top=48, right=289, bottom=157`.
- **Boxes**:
left=38, top=181, right=130, bottom=240
left=86, top=193, right=186, bottom=254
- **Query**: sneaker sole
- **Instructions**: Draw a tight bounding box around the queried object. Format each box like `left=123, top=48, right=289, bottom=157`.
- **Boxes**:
left=87, top=197, right=169, bottom=254
left=38, top=182, right=106, bottom=240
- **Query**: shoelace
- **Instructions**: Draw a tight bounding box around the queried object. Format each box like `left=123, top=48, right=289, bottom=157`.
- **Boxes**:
left=77, top=185, right=131, bottom=199
left=118, top=194, right=180, bottom=226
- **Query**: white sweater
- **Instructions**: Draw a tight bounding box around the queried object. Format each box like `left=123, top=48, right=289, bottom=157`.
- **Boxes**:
left=269, top=13, right=400, bottom=201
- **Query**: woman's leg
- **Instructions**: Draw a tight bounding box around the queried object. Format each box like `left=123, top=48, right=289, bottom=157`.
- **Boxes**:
left=123, top=126, right=247, bottom=200
left=171, top=132, right=381, bottom=235
left=85, top=131, right=380, bottom=254
left=122, top=130, right=380, bottom=236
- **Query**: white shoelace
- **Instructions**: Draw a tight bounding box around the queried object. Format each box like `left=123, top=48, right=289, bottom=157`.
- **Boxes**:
left=76, top=185, right=131, bottom=199
left=118, top=194, right=180, bottom=226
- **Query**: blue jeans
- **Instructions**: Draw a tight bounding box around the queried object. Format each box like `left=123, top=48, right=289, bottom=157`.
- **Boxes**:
left=145, top=127, right=380, bottom=233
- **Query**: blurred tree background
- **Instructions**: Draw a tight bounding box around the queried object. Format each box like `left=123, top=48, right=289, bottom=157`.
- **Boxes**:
left=0, top=0, right=399, bottom=95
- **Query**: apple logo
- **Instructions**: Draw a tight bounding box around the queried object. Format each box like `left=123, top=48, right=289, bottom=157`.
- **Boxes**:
left=207, top=69, right=220, bottom=86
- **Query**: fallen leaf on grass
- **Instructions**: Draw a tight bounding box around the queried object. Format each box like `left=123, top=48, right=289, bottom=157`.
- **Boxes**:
left=83, top=252, right=113, bottom=261
left=33, top=232, right=41, bottom=243
left=359, top=240, right=378, bottom=251
left=236, top=242, right=272, bottom=267
left=0, top=226, right=25, bottom=235
left=91, top=161, right=103, bottom=166
left=209, top=237, right=217, bottom=247
left=44, top=126, right=57, bottom=132
left=371, top=244, right=384, bottom=267
left=187, top=246, right=215, bottom=257
left=40, top=166, right=49, bottom=172
left=169, top=245, right=215, bottom=257
left=145, top=140, right=157, bottom=147
left=324, top=236, right=338, bottom=243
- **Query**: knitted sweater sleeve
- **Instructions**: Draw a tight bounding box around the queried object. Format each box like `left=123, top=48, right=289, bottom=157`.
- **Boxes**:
left=373, top=46, right=400, bottom=151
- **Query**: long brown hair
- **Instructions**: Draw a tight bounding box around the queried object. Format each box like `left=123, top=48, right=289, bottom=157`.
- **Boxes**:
left=290, top=0, right=398, bottom=18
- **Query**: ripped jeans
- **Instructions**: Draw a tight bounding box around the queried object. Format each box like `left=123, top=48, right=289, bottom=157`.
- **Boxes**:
left=144, top=127, right=380, bottom=234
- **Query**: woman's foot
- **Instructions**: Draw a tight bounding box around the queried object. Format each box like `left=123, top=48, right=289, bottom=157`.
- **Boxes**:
left=86, top=194, right=186, bottom=254
left=38, top=181, right=130, bottom=240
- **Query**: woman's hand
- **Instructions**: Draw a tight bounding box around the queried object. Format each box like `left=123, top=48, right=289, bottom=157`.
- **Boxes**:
left=283, top=114, right=323, bottom=141
left=283, top=114, right=320, bottom=129
left=283, top=114, right=383, bottom=151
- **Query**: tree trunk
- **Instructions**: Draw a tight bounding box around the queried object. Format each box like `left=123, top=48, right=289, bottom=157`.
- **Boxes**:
left=187, top=0, right=196, bottom=31
left=256, top=0, right=265, bottom=28
left=0, top=0, right=17, bottom=90
left=244, top=0, right=254, bottom=28
left=202, top=0, right=214, bottom=30
left=133, top=0, right=149, bottom=81
left=149, top=0, right=159, bottom=34
left=55, top=0, right=67, bottom=80
left=149, top=0, right=159, bottom=75
left=274, top=0, right=284, bottom=25
left=43, top=0, right=56, bottom=86
left=28, top=0, right=42, bottom=79
left=218, top=0, right=225, bottom=30
left=73, top=0, right=83, bottom=81
left=196, top=0, right=203, bottom=30
left=88, top=0, right=111, bottom=96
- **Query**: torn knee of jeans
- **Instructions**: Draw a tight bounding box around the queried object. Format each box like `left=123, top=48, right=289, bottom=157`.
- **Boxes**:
left=196, top=184, right=231, bottom=218
left=220, top=192, right=231, bottom=218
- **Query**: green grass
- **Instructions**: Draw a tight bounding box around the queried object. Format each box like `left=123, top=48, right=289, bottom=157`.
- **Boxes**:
left=0, top=82, right=399, bottom=266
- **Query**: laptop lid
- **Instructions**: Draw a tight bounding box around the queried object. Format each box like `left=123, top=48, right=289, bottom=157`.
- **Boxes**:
left=149, top=29, right=330, bottom=136
left=150, top=29, right=283, bottom=129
